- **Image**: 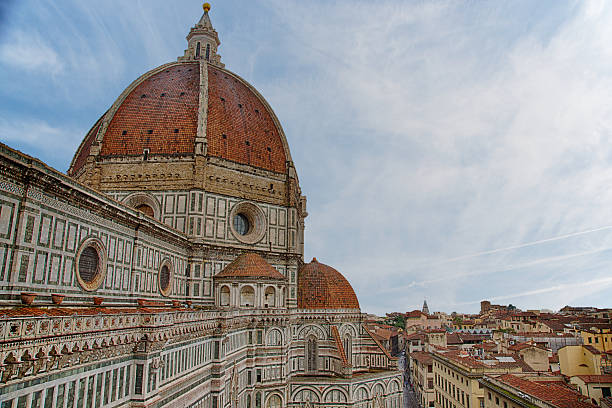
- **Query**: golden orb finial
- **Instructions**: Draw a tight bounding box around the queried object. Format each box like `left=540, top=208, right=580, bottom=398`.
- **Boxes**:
left=203, top=3, right=211, bottom=12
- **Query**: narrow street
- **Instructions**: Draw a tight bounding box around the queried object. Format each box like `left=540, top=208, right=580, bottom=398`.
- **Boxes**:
left=398, top=352, right=420, bottom=408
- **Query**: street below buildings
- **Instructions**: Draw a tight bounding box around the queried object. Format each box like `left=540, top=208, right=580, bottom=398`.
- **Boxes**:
left=399, top=351, right=420, bottom=408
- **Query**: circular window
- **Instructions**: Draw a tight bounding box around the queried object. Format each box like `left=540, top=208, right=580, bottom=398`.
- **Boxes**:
left=75, top=238, right=107, bottom=291
left=233, top=213, right=250, bottom=235
left=158, top=260, right=173, bottom=297
left=79, top=247, right=99, bottom=283
left=229, top=202, right=266, bottom=244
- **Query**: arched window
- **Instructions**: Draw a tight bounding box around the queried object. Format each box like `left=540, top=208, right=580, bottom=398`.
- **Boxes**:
left=196, top=42, right=201, bottom=58
left=343, top=334, right=352, bottom=364
left=247, top=395, right=251, bottom=408
left=266, top=394, right=281, bottom=408
left=264, top=286, right=276, bottom=307
left=325, top=390, right=347, bottom=403
left=205, top=43, right=211, bottom=60
left=220, top=286, right=230, bottom=306
left=240, top=286, right=255, bottom=307
left=135, top=204, right=154, bottom=217
left=306, top=336, right=318, bottom=373
left=266, top=329, right=282, bottom=346
left=354, top=387, right=369, bottom=408
left=255, top=392, right=262, bottom=408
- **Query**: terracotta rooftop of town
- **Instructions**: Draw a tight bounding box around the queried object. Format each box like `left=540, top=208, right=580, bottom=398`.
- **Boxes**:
left=410, top=351, right=433, bottom=365
left=575, top=375, right=612, bottom=384
left=495, top=374, right=597, bottom=408
left=214, top=253, right=286, bottom=280
left=297, top=258, right=359, bottom=310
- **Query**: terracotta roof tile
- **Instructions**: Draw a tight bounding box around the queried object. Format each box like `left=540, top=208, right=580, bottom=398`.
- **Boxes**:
left=214, top=253, right=286, bottom=280
left=297, top=259, right=359, bottom=310
left=497, top=374, right=597, bottom=408
left=331, top=326, right=350, bottom=367
left=410, top=351, right=433, bottom=365
left=206, top=66, right=287, bottom=173
left=364, top=326, right=393, bottom=360
left=101, top=63, right=200, bottom=158
left=0, top=306, right=186, bottom=318
left=575, top=375, right=612, bottom=384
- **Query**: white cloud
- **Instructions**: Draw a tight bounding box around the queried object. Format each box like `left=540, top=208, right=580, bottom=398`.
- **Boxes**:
left=0, top=117, right=82, bottom=170
left=0, top=30, right=64, bottom=74
left=262, top=1, right=612, bottom=313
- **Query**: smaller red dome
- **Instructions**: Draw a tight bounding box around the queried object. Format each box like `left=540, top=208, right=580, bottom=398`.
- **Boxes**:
left=298, top=259, right=360, bottom=310
left=215, top=253, right=286, bottom=280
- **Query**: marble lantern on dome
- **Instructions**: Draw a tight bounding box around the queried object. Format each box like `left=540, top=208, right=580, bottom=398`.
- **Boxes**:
left=0, top=4, right=402, bottom=408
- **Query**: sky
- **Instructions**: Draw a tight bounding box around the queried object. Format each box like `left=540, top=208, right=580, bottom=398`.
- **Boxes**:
left=1, top=0, right=612, bottom=315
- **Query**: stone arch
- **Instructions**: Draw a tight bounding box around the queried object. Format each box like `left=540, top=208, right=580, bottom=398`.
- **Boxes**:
left=266, top=328, right=283, bottom=346
left=297, top=324, right=325, bottom=340
left=265, top=392, right=283, bottom=408
left=387, top=379, right=401, bottom=393
left=291, top=387, right=321, bottom=403
left=123, top=192, right=161, bottom=219
left=354, top=386, right=370, bottom=400
left=339, top=323, right=358, bottom=337
left=323, top=388, right=348, bottom=403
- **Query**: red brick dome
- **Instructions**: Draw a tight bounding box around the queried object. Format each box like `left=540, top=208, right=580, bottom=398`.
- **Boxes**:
left=68, top=61, right=289, bottom=177
left=215, top=253, right=286, bottom=280
left=298, top=259, right=360, bottom=310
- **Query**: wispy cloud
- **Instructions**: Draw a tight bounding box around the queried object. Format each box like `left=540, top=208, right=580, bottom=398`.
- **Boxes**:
left=0, top=30, right=64, bottom=74
left=0, top=118, right=82, bottom=170
left=1, top=1, right=612, bottom=314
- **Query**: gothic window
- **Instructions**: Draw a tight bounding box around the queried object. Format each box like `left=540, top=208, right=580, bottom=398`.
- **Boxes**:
left=220, top=286, right=230, bottom=306
left=240, top=286, right=255, bottom=307
left=196, top=42, right=201, bottom=58
left=306, top=336, right=318, bottom=373
left=355, top=388, right=369, bottom=408
left=325, top=390, right=347, bottom=403
left=343, top=334, right=352, bottom=364
left=294, top=389, right=318, bottom=403
left=206, top=43, right=211, bottom=60
left=267, top=395, right=281, bottom=408
left=266, top=329, right=282, bottom=346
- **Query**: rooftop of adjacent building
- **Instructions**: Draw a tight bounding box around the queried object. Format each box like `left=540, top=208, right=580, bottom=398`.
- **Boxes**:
left=489, top=374, right=597, bottom=408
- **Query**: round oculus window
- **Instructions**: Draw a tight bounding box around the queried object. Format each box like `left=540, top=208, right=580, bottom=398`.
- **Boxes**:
left=78, top=246, right=99, bottom=284
left=233, top=213, right=250, bottom=235
left=228, top=202, right=267, bottom=244
left=75, top=237, right=107, bottom=291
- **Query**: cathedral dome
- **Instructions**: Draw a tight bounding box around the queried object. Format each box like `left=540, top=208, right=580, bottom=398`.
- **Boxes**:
left=68, top=5, right=293, bottom=183
left=69, top=62, right=289, bottom=177
left=298, top=259, right=360, bottom=310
